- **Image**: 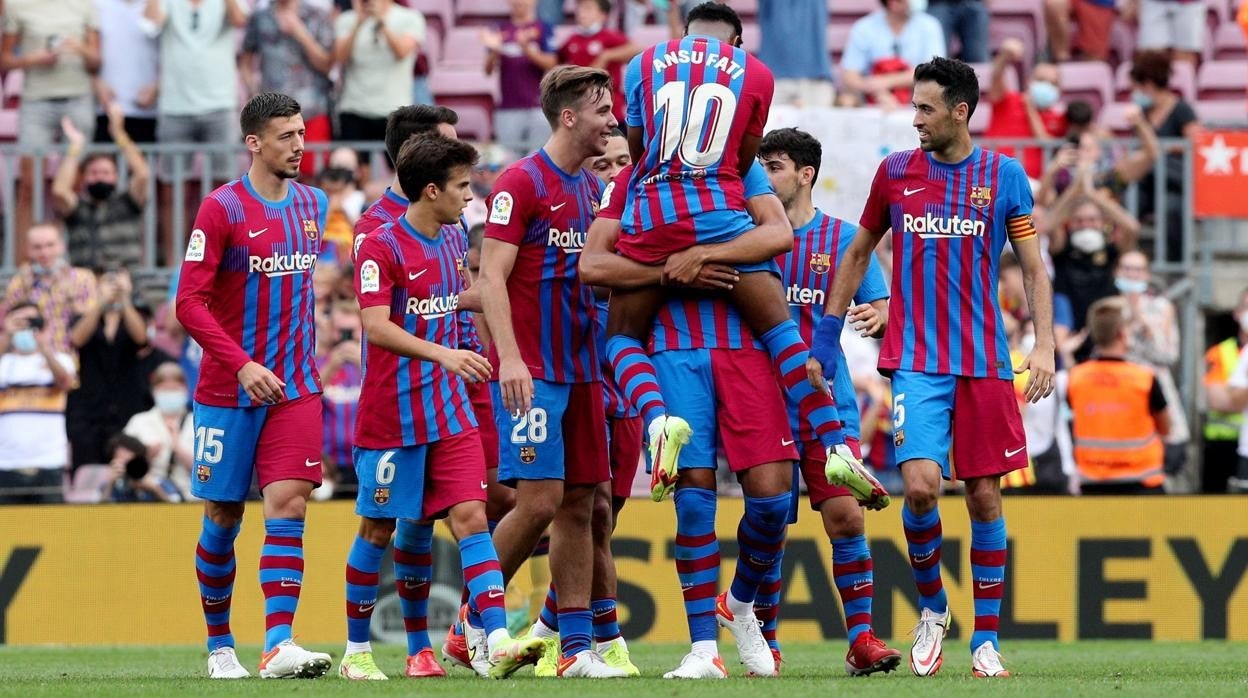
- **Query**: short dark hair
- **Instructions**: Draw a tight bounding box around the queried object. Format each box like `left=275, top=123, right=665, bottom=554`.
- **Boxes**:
left=685, top=2, right=742, bottom=39
left=395, top=134, right=479, bottom=201
left=539, top=65, right=613, bottom=128
left=1087, top=297, right=1126, bottom=348
left=467, top=223, right=486, bottom=251
left=913, top=56, right=980, bottom=119
left=1129, top=49, right=1172, bottom=90
left=240, top=92, right=302, bottom=137
left=580, top=0, right=611, bottom=14
left=1065, top=100, right=1094, bottom=127
left=384, top=105, right=460, bottom=161
left=79, top=152, right=116, bottom=175
left=759, top=127, right=823, bottom=180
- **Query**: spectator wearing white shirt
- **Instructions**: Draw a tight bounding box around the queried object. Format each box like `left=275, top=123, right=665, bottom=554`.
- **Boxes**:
left=837, top=0, right=946, bottom=108
left=123, top=361, right=195, bottom=499
left=94, top=0, right=160, bottom=143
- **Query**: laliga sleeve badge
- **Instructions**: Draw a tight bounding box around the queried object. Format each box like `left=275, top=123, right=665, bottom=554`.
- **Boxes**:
left=519, top=446, right=537, bottom=464
left=489, top=192, right=514, bottom=225
left=353, top=233, right=367, bottom=259
left=599, top=181, right=615, bottom=211
left=360, top=259, right=380, bottom=293
left=185, top=229, right=206, bottom=262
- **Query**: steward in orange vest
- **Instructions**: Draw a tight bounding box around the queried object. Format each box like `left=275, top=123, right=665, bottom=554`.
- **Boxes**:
left=1067, top=298, right=1170, bottom=494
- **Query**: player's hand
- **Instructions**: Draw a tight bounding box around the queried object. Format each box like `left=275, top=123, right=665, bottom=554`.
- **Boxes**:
left=1015, top=344, right=1056, bottom=403
left=810, top=314, right=844, bottom=382
left=662, top=247, right=709, bottom=287
left=805, top=356, right=832, bottom=395
left=847, top=303, right=883, bottom=338
left=237, top=361, right=287, bottom=405
left=438, top=347, right=492, bottom=383
left=498, top=356, right=534, bottom=416
left=686, top=263, right=739, bottom=291
left=61, top=116, right=86, bottom=148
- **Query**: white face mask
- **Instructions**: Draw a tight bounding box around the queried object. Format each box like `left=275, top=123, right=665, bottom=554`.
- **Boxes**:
left=153, top=388, right=189, bottom=415
left=1069, top=228, right=1105, bottom=254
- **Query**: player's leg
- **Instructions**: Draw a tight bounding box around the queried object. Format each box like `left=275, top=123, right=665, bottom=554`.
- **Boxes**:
left=753, top=552, right=783, bottom=669
left=340, top=514, right=396, bottom=680
left=393, top=519, right=443, bottom=677
left=589, top=479, right=637, bottom=675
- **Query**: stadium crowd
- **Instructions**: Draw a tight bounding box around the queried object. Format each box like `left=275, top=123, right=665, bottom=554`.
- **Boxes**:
left=0, top=0, right=1246, bottom=507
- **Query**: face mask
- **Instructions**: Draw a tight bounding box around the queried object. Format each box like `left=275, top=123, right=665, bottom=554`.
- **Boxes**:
left=153, top=388, right=189, bottom=415
left=1028, top=81, right=1059, bottom=110
left=1069, top=228, right=1105, bottom=254
left=1130, top=89, right=1153, bottom=110
left=30, top=258, right=64, bottom=277
left=578, top=22, right=603, bottom=35
left=1114, top=276, right=1148, bottom=295
left=86, top=181, right=116, bottom=200
left=11, top=329, right=37, bottom=354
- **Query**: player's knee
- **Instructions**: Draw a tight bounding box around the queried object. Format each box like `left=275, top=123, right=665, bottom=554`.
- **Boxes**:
left=591, top=492, right=614, bottom=543
left=964, top=477, right=1003, bottom=522
left=205, top=501, right=244, bottom=528
left=557, top=485, right=595, bottom=528
left=821, top=499, right=865, bottom=538
left=517, top=494, right=560, bottom=527
left=448, top=504, right=489, bottom=541
left=745, top=492, right=792, bottom=531
left=904, top=486, right=939, bottom=514
left=486, top=486, right=516, bottom=522
left=359, top=517, right=396, bottom=547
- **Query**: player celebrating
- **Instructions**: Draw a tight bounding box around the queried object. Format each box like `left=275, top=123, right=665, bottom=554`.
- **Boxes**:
left=811, top=57, right=1056, bottom=678
left=176, top=93, right=331, bottom=680
left=344, top=133, right=544, bottom=681
left=604, top=1, right=868, bottom=504
left=755, top=127, right=902, bottom=675
left=476, top=65, right=626, bottom=678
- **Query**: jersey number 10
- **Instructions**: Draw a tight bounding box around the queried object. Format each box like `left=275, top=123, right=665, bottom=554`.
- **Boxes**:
left=654, top=81, right=738, bottom=169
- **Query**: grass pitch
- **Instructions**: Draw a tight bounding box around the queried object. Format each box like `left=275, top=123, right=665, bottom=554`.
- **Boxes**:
left=1, top=641, right=1246, bottom=697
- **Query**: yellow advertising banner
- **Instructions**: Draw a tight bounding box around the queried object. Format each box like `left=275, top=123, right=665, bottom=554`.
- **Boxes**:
left=1, top=497, right=1246, bottom=646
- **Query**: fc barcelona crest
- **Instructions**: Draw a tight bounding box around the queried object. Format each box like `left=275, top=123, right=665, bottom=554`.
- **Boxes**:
left=970, top=186, right=992, bottom=209
left=303, top=219, right=319, bottom=239
left=519, top=446, right=537, bottom=464
left=809, top=252, right=832, bottom=275
left=196, top=464, right=212, bottom=483
left=374, top=487, right=391, bottom=505
left=894, top=429, right=905, bottom=448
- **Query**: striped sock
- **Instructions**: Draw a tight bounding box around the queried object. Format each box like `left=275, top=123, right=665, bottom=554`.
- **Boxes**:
left=196, top=515, right=239, bottom=651
left=259, top=518, right=305, bottom=652
left=902, top=504, right=948, bottom=614
left=832, top=534, right=874, bottom=645
left=754, top=555, right=783, bottom=651
left=393, top=520, right=434, bottom=654
left=558, top=608, right=593, bottom=659
left=607, top=335, right=666, bottom=426
left=673, top=487, right=719, bottom=643
left=760, top=322, right=844, bottom=449
left=345, top=536, right=385, bottom=647
left=460, top=532, right=507, bottom=636
left=539, top=585, right=560, bottom=631
left=729, top=493, right=790, bottom=608
left=970, top=518, right=1007, bottom=651
left=591, top=597, right=621, bottom=643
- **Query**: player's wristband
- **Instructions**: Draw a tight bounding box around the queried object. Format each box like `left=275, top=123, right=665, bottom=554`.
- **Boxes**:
left=810, top=314, right=845, bottom=380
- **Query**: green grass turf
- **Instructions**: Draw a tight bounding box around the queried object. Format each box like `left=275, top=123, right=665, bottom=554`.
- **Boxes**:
left=0, top=641, right=1246, bottom=697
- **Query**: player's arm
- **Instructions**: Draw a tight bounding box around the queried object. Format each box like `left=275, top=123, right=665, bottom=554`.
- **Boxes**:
left=579, top=216, right=663, bottom=289
left=360, top=306, right=490, bottom=381
left=848, top=251, right=890, bottom=338
left=1012, top=226, right=1057, bottom=403
left=660, top=192, right=791, bottom=286
left=822, top=226, right=885, bottom=328
left=623, top=57, right=645, bottom=164
left=477, top=238, right=532, bottom=414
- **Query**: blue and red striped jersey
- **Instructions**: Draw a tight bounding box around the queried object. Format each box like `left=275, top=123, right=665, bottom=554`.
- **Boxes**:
left=779, top=211, right=889, bottom=440
left=176, top=175, right=326, bottom=407
left=483, top=149, right=603, bottom=384
left=353, top=217, right=476, bottom=448
left=859, top=147, right=1034, bottom=380
left=621, top=36, right=774, bottom=234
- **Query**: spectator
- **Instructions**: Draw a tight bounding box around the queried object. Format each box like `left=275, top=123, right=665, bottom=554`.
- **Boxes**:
left=838, top=0, right=945, bottom=108
left=1037, top=109, right=1159, bottom=209
left=122, top=360, right=195, bottom=498
left=242, top=0, right=335, bottom=179
left=0, top=302, right=76, bottom=505
left=1044, top=0, right=1115, bottom=62
left=1, top=0, right=102, bottom=250
left=926, top=0, right=989, bottom=62
left=1203, top=288, right=1248, bottom=492
left=333, top=0, right=425, bottom=173
left=319, top=297, right=363, bottom=499
left=1128, top=0, right=1203, bottom=68
left=464, top=142, right=512, bottom=228
left=558, top=0, right=639, bottom=123
left=538, top=0, right=567, bottom=26
left=664, top=0, right=707, bottom=39
left=1067, top=297, right=1169, bottom=495
left=318, top=165, right=364, bottom=258
left=51, top=104, right=151, bottom=272
left=984, top=38, right=1067, bottom=179
left=66, top=269, right=151, bottom=471
left=482, top=0, right=557, bottom=155
left=100, top=432, right=182, bottom=502
left=1, top=223, right=98, bottom=355
left=757, top=0, right=835, bottom=107
left=94, top=0, right=160, bottom=144
left=1216, top=319, right=1248, bottom=493
left=1130, top=50, right=1200, bottom=262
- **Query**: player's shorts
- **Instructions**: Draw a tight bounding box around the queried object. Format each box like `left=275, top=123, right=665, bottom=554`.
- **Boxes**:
left=890, top=370, right=1028, bottom=481
left=468, top=379, right=499, bottom=470
left=652, top=347, right=798, bottom=472
left=353, top=429, right=487, bottom=521
left=608, top=414, right=643, bottom=499
left=614, top=208, right=779, bottom=275
left=190, top=394, right=323, bottom=502
left=799, top=436, right=862, bottom=510
left=492, top=379, right=610, bottom=487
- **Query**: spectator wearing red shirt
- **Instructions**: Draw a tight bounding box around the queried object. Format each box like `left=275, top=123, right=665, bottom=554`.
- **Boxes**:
left=985, top=38, right=1067, bottom=179
left=558, top=0, right=638, bottom=124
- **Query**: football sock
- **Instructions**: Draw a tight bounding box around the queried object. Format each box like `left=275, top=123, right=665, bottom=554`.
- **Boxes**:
left=832, top=534, right=874, bottom=646
left=394, top=520, right=434, bottom=654
left=259, top=518, right=304, bottom=652
left=196, top=515, right=239, bottom=651
left=970, top=518, right=1007, bottom=651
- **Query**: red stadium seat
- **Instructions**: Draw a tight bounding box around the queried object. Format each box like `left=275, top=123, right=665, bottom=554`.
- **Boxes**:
left=429, top=67, right=499, bottom=101
left=1097, top=101, right=1135, bottom=135
left=1108, top=20, right=1138, bottom=68
left=1194, top=98, right=1248, bottom=125
left=1196, top=59, right=1248, bottom=100
left=969, top=101, right=993, bottom=136
left=2, top=69, right=23, bottom=108
left=988, top=0, right=1047, bottom=53
left=740, top=21, right=760, bottom=54
left=451, top=103, right=494, bottom=142
left=1213, top=22, right=1247, bottom=60
left=629, top=23, right=673, bottom=51
left=969, top=62, right=1020, bottom=95
left=439, top=26, right=488, bottom=69
left=0, top=108, right=17, bottom=141
left=1057, top=61, right=1114, bottom=113
left=1113, top=59, right=1196, bottom=103
left=454, top=0, right=512, bottom=26
left=421, top=26, right=442, bottom=64
left=730, top=0, right=760, bottom=21
left=988, top=20, right=1036, bottom=71
left=828, top=0, right=879, bottom=24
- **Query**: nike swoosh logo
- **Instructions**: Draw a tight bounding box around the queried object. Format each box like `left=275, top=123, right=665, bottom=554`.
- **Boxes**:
left=247, top=228, right=268, bottom=238
left=280, top=580, right=301, bottom=588
left=781, top=439, right=795, bottom=447
left=409, top=270, right=427, bottom=281
left=550, top=202, right=566, bottom=211
left=912, top=551, right=935, bottom=563
left=903, top=187, right=925, bottom=196
left=403, top=580, right=427, bottom=589
left=488, top=590, right=504, bottom=599
left=480, top=481, right=488, bottom=490
left=852, top=582, right=871, bottom=591
left=204, top=597, right=228, bottom=606
left=358, top=603, right=376, bottom=613
left=977, top=581, right=1002, bottom=590
left=305, top=459, right=321, bottom=468
left=1004, top=446, right=1025, bottom=458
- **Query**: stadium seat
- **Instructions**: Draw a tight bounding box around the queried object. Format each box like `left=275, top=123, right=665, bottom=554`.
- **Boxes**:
left=988, top=21, right=1036, bottom=71
left=731, top=0, right=760, bottom=21
left=828, top=0, right=879, bottom=24
left=1107, top=20, right=1138, bottom=68
left=454, top=0, right=512, bottom=26
left=988, top=0, right=1048, bottom=52
left=969, top=62, right=1020, bottom=95
left=1097, top=101, right=1135, bottom=135
left=407, top=0, right=452, bottom=39
left=439, top=26, right=488, bottom=69
left=1196, top=59, right=1248, bottom=100
left=452, top=103, right=494, bottom=142
left=969, top=101, right=993, bottom=135
left=826, top=22, right=852, bottom=64
left=1195, top=98, right=1248, bottom=126
left=0, top=109, right=17, bottom=141
left=1213, top=22, right=1247, bottom=60
left=64, top=465, right=111, bottom=504
left=1057, top=61, right=1114, bottom=113
left=1113, top=59, right=1196, bottom=103
left=421, top=26, right=442, bottom=64
left=2, top=69, right=22, bottom=109
left=629, top=23, right=673, bottom=51
left=429, top=67, right=499, bottom=101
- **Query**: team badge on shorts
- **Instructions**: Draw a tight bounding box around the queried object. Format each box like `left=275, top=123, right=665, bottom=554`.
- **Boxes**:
left=196, top=464, right=212, bottom=482
left=519, top=446, right=537, bottom=464
left=894, top=429, right=905, bottom=448
left=970, top=186, right=992, bottom=209
left=374, top=487, right=391, bottom=505
left=303, top=219, right=319, bottom=239
left=809, top=251, right=832, bottom=275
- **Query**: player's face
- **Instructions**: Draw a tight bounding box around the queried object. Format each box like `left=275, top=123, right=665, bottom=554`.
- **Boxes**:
left=586, top=135, right=630, bottom=184
left=431, top=164, right=474, bottom=224
left=253, top=114, right=306, bottom=180
left=760, top=152, right=805, bottom=208
left=912, top=81, right=961, bottom=153
left=570, top=89, right=618, bottom=157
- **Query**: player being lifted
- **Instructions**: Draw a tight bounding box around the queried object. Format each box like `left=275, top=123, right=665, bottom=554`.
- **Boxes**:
left=811, top=57, right=1056, bottom=678
left=344, top=133, right=544, bottom=681
left=602, top=2, right=871, bottom=502
left=176, top=93, right=331, bottom=680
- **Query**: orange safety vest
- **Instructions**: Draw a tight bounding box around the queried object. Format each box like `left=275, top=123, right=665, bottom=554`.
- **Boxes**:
left=1067, top=359, right=1165, bottom=487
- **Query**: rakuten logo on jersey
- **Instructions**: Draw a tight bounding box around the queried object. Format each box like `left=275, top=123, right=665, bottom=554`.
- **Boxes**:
left=902, top=212, right=986, bottom=239
left=249, top=252, right=317, bottom=277
left=406, top=293, right=460, bottom=319
left=787, top=284, right=825, bottom=307
left=548, top=227, right=587, bottom=254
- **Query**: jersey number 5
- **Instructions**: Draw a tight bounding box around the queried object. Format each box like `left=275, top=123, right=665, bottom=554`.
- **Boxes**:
left=654, top=81, right=738, bottom=168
